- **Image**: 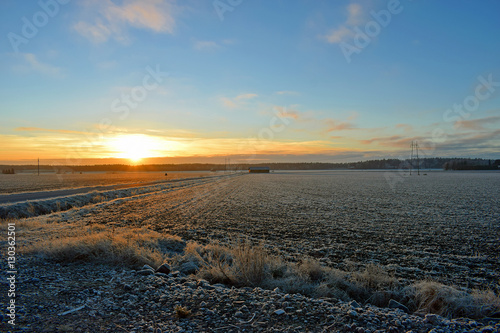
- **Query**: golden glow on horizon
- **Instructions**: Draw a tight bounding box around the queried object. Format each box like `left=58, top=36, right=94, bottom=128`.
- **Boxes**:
left=0, top=131, right=383, bottom=163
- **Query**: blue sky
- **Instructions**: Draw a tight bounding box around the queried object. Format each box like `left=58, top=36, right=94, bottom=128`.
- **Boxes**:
left=1, top=0, right=499, bottom=164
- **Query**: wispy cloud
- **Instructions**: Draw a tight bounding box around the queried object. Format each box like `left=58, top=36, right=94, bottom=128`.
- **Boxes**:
left=235, top=93, right=258, bottom=100
left=15, top=53, right=63, bottom=78
left=345, top=3, right=364, bottom=25
left=273, top=106, right=355, bottom=138
left=324, top=3, right=365, bottom=44
left=274, top=106, right=300, bottom=120
left=15, top=127, right=89, bottom=135
left=323, top=119, right=353, bottom=132
left=193, top=40, right=219, bottom=51
left=360, top=135, right=405, bottom=145
left=221, top=93, right=258, bottom=109
left=395, top=124, right=413, bottom=131
left=326, top=26, right=353, bottom=44
left=74, top=20, right=113, bottom=44
left=220, top=98, right=237, bottom=108
left=454, top=116, right=500, bottom=130
left=359, top=127, right=500, bottom=153
left=275, top=90, right=300, bottom=96
left=74, top=0, right=176, bottom=44
left=424, top=130, right=500, bottom=154
left=0, top=132, right=110, bottom=161
left=192, top=38, right=237, bottom=51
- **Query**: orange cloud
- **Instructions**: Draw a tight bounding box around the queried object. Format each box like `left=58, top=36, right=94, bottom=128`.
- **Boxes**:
left=395, top=124, right=413, bottom=131
left=221, top=93, right=258, bottom=109
left=324, top=3, right=365, bottom=44
left=74, top=0, right=176, bottom=44
left=324, top=119, right=353, bottom=132
left=274, top=106, right=300, bottom=119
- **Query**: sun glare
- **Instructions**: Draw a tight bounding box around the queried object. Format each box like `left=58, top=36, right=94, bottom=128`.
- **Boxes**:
left=107, top=134, right=173, bottom=163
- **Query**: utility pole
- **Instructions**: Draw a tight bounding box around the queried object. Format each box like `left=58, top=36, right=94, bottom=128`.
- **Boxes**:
left=38, top=158, right=40, bottom=176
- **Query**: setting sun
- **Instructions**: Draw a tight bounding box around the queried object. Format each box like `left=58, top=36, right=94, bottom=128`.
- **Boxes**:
left=107, top=134, right=173, bottom=163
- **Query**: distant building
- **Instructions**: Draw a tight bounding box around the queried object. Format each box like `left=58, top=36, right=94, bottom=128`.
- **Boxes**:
left=249, top=166, right=270, bottom=173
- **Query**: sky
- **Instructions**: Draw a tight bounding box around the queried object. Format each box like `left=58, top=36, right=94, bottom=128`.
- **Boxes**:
left=1, top=0, right=499, bottom=165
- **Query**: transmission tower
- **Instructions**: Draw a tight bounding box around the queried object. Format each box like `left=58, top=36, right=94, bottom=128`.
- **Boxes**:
left=410, top=141, right=420, bottom=175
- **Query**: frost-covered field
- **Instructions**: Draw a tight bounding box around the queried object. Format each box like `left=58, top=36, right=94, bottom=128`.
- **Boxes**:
left=162, top=170, right=500, bottom=291
left=28, top=169, right=499, bottom=293
left=3, top=170, right=499, bottom=331
left=0, top=171, right=211, bottom=194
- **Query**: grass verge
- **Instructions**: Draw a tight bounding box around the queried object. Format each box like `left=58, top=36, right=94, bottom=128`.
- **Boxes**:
left=21, top=224, right=499, bottom=320
left=24, top=226, right=185, bottom=268
left=171, top=240, right=500, bottom=319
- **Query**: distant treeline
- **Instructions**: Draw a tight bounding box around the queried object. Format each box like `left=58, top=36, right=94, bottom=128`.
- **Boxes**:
left=342, top=157, right=500, bottom=170
left=2, top=158, right=499, bottom=172
left=442, top=159, right=500, bottom=171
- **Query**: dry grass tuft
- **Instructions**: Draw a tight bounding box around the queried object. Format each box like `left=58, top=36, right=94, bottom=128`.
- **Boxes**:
left=189, top=242, right=237, bottom=284
left=407, top=281, right=500, bottom=318
left=25, top=226, right=184, bottom=268
left=177, top=240, right=277, bottom=287
left=353, top=263, right=398, bottom=291
left=0, top=217, right=46, bottom=230
left=233, top=241, right=268, bottom=286
left=298, top=259, right=325, bottom=282
left=174, top=305, right=191, bottom=318
left=175, top=241, right=373, bottom=300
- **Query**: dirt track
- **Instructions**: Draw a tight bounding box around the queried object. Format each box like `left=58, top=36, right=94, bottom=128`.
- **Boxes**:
left=0, top=175, right=220, bottom=204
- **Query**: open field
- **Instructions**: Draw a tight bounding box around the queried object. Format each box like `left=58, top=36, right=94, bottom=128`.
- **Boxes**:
left=4, top=170, right=499, bottom=288
left=53, top=170, right=496, bottom=290
left=0, top=171, right=212, bottom=194
left=1, top=170, right=499, bottom=331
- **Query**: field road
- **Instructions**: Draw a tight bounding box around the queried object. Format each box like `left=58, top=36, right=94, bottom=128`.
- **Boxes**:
left=0, top=175, right=228, bottom=205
